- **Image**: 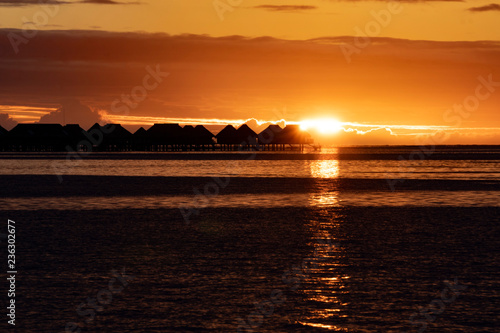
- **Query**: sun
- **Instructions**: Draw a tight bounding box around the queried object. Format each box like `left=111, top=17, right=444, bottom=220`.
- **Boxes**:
left=299, top=118, right=344, bottom=134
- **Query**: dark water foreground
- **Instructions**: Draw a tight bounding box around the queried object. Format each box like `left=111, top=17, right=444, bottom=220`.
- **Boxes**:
left=2, top=207, right=499, bottom=332
left=1, top=175, right=500, bottom=198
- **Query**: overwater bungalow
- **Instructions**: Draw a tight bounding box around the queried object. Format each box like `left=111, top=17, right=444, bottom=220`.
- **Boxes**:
left=146, top=123, right=184, bottom=151
left=215, top=125, right=237, bottom=144
left=0, top=125, right=7, bottom=151
left=182, top=125, right=196, bottom=143
left=176, top=125, right=214, bottom=150
left=236, top=124, right=258, bottom=147
left=88, top=123, right=132, bottom=151
left=0, top=122, right=315, bottom=152
left=215, top=125, right=238, bottom=150
left=256, top=124, right=313, bottom=151
left=7, top=124, right=69, bottom=152
left=191, top=125, right=215, bottom=147
left=214, top=124, right=258, bottom=150
left=257, top=124, right=282, bottom=150
left=62, top=124, right=88, bottom=151
left=279, top=125, right=313, bottom=144
left=132, top=127, right=149, bottom=151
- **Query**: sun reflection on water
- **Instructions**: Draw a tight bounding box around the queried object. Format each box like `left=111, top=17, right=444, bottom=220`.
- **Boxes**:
left=297, top=321, right=350, bottom=331
left=298, top=255, right=351, bottom=331
left=309, top=159, right=341, bottom=207
left=310, top=191, right=340, bottom=207
left=295, top=159, right=352, bottom=330
left=310, top=160, right=340, bottom=178
left=294, top=192, right=351, bottom=331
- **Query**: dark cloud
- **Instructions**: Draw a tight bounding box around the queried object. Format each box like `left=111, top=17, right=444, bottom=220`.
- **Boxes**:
left=38, top=98, right=103, bottom=129
left=253, top=5, right=317, bottom=12
left=468, top=3, right=500, bottom=12
left=0, top=113, right=18, bottom=130
left=0, top=29, right=499, bottom=129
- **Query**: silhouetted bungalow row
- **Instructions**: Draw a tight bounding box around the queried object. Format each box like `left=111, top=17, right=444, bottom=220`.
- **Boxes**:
left=0, top=123, right=314, bottom=152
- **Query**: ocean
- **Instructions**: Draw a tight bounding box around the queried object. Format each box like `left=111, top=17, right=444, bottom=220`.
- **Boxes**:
left=0, top=146, right=499, bottom=332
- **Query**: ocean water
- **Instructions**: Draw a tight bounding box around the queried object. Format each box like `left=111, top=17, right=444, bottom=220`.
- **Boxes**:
left=2, top=158, right=500, bottom=180
left=1, top=146, right=499, bottom=332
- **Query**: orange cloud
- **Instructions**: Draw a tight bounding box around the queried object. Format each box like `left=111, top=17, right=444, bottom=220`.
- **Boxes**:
left=0, top=29, right=499, bottom=144
left=468, top=3, right=500, bottom=12
left=252, top=5, right=317, bottom=12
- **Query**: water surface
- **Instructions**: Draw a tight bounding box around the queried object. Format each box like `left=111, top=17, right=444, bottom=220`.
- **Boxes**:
left=2, top=147, right=499, bottom=332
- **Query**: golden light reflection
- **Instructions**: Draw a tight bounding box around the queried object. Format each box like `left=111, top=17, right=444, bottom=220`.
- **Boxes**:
left=309, top=160, right=341, bottom=207
left=310, top=192, right=341, bottom=207
left=298, top=250, right=351, bottom=331
left=298, top=321, right=349, bottom=331
left=310, top=160, right=340, bottom=179
left=293, top=159, right=351, bottom=330
left=293, top=201, right=351, bottom=331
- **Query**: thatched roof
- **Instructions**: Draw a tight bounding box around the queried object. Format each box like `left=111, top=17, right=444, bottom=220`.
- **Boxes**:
left=62, top=124, right=87, bottom=140
left=193, top=125, right=214, bottom=140
left=88, top=123, right=132, bottom=139
left=147, top=123, right=183, bottom=143
left=236, top=124, right=257, bottom=144
left=215, top=125, right=238, bottom=144
left=133, top=127, right=148, bottom=137
left=179, top=125, right=214, bottom=144
left=258, top=124, right=282, bottom=144
left=182, top=125, right=196, bottom=141
left=279, top=125, right=312, bottom=144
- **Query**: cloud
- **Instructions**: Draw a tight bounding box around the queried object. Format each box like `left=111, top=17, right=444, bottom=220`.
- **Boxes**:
left=335, top=127, right=399, bottom=145
left=0, top=29, right=499, bottom=144
left=328, top=0, right=463, bottom=2
left=79, top=0, right=139, bottom=4
left=0, top=0, right=136, bottom=6
left=81, top=0, right=122, bottom=3
left=0, top=0, right=463, bottom=5
left=0, top=113, right=18, bottom=130
left=468, top=3, right=500, bottom=12
left=0, top=0, right=66, bottom=5
left=242, top=118, right=286, bottom=133
left=38, top=98, right=103, bottom=129
left=252, top=5, right=317, bottom=12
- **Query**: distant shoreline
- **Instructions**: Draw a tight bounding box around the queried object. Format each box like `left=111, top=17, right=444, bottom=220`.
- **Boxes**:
left=1, top=145, right=500, bottom=160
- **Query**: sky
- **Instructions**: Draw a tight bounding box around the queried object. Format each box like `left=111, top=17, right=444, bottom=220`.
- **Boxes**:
left=0, top=0, right=499, bottom=145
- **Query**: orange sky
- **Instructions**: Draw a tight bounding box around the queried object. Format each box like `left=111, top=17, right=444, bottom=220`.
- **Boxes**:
left=0, top=0, right=499, bottom=144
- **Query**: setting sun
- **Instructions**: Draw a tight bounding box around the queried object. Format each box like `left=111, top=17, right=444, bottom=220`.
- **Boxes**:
left=300, top=118, right=344, bottom=134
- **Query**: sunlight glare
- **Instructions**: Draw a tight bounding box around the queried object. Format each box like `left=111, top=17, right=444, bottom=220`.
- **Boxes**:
left=300, top=118, right=343, bottom=134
